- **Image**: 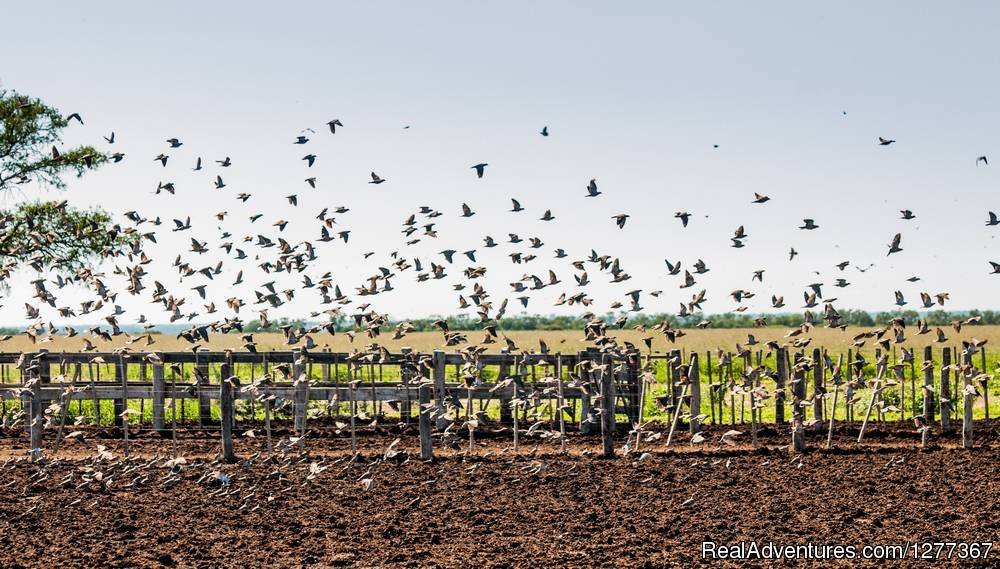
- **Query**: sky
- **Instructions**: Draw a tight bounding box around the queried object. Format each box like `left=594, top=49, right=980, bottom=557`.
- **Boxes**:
left=2, top=1, right=999, bottom=326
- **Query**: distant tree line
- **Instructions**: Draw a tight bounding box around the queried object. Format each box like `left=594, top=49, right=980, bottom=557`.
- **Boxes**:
left=231, top=309, right=1000, bottom=333
left=6, top=310, right=997, bottom=338
left=382, top=309, right=1000, bottom=332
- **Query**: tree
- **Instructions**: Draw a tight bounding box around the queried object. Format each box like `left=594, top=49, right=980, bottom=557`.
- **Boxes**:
left=0, top=89, right=130, bottom=272
left=0, top=201, right=135, bottom=273
left=0, top=89, right=107, bottom=190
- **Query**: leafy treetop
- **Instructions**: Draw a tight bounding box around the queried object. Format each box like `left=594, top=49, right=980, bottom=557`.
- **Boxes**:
left=0, top=88, right=106, bottom=191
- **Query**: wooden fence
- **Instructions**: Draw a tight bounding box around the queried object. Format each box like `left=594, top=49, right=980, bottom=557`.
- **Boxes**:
left=0, top=344, right=992, bottom=461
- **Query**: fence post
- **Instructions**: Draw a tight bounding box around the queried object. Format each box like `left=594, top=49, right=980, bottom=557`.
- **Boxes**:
left=498, top=357, right=512, bottom=425
left=432, top=350, right=448, bottom=430
left=220, top=355, right=234, bottom=429
left=981, top=347, right=990, bottom=420
left=940, top=348, right=952, bottom=432
left=922, top=346, right=934, bottom=424
left=791, top=352, right=806, bottom=452
left=576, top=352, right=592, bottom=434
left=196, top=355, right=211, bottom=425
left=418, top=381, right=433, bottom=461
left=689, top=353, right=701, bottom=434
left=120, top=354, right=130, bottom=456
left=775, top=347, right=787, bottom=424
left=29, top=354, right=43, bottom=461
left=220, top=377, right=236, bottom=463
left=293, top=350, right=309, bottom=435
left=398, top=348, right=412, bottom=421
left=962, top=350, right=973, bottom=449
left=152, top=356, right=166, bottom=431
left=812, top=347, right=824, bottom=432
left=846, top=348, right=854, bottom=422
left=600, top=356, right=615, bottom=458
left=113, top=357, right=125, bottom=428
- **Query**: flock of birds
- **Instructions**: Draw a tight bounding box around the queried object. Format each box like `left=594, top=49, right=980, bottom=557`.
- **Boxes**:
left=4, top=106, right=1000, bottom=360
left=5, top=434, right=413, bottom=516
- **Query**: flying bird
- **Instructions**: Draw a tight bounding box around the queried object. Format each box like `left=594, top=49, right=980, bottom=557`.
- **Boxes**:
left=887, top=233, right=902, bottom=255
left=471, top=163, right=488, bottom=178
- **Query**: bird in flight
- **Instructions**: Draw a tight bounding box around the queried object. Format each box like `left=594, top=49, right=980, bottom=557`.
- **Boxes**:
left=799, top=219, right=819, bottom=230
left=327, top=119, right=343, bottom=133
left=878, top=137, right=896, bottom=146
left=471, top=163, right=488, bottom=178
left=540, top=126, right=549, bottom=137
left=369, top=172, right=386, bottom=184
left=752, top=193, right=770, bottom=204
left=988, top=212, right=1000, bottom=226
left=887, top=233, right=902, bottom=255
left=675, top=212, right=691, bottom=227
left=585, top=179, right=600, bottom=197
left=977, top=155, right=988, bottom=166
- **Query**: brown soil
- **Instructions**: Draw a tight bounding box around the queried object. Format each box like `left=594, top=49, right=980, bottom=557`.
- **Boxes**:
left=0, top=421, right=998, bottom=568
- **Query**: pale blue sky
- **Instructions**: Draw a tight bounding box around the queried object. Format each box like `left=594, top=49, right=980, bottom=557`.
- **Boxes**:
left=2, top=1, right=999, bottom=324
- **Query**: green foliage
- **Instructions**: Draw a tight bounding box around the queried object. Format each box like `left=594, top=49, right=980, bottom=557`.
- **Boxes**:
left=0, top=201, right=137, bottom=272
left=0, top=89, right=130, bottom=272
left=0, top=89, right=106, bottom=191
